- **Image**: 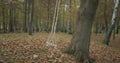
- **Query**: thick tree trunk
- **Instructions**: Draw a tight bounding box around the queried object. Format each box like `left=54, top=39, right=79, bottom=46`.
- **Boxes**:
left=63, top=0, right=98, bottom=63
left=103, top=0, right=119, bottom=45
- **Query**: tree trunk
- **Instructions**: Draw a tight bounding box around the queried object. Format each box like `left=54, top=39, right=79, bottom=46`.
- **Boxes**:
left=103, top=0, right=119, bottom=45
left=95, top=23, right=99, bottom=34
left=116, top=22, right=119, bottom=34
left=23, top=0, right=28, bottom=32
left=68, top=0, right=72, bottom=34
left=13, top=7, right=17, bottom=32
left=63, top=0, right=98, bottom=63
left=9, top=3, right=14, bottom=32
left=104, top=0, right=108, bottom=33
left=62, top=4, right=66, bottom=32
left=31, top=0, right=34, bottom=32
left=47, top=0, right=50, bottom=32
left=2, top=7, right=6, bottom=33
left=112, top=26, right=116, bottom=40
left=28, top=0, right=32, bottom=35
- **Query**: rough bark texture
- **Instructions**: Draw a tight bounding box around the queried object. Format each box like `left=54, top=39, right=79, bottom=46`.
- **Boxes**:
left=63, top=0, right=98, bottom=63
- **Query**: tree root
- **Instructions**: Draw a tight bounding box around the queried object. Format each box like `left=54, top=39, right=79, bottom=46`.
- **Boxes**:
left=63, top=48, right=95, bottom=63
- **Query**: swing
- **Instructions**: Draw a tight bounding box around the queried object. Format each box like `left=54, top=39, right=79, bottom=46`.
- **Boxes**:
left=46, top=0, right=61, bottom=50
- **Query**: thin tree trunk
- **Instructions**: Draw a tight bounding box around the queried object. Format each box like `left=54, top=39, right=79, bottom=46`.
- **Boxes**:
left=103, top=0, right=119, bottom=45
left=62, top=4, right=66, bottom=32
left=95, top=23, right=99, bottom=34
left=68, top=0, right=72, bottom=34
left=104, top=0, right=108, bottom=32
left=28, top=0, right=32, bottom=35
left=9, top=3, right=14, bottom=32
left=13, top=7, right=17, bottom=32
left=31, top=0, right=34, bottom=32
left=113, top=26, right=116, bottom=40
left=116, top=21, right=119, bottom=34
left=23, top=0, right=28, bottom=32
left=45, top=0, right=51, bottom=32
left=2, top=7, right=6, bottom=33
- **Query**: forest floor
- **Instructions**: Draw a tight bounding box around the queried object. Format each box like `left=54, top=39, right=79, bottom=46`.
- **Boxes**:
left=0, top=32, right=120, bottom=63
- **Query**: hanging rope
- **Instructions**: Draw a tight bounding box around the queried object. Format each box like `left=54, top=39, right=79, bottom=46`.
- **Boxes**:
left=46, top=0, right=61, bottom=50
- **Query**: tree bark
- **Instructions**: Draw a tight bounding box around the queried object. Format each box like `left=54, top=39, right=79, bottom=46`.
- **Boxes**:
left=31, top=0, right=34, bottom=32
left=116, top=21, right=119, bottom=34
left=23, top=0, right=28, bottom=32
left=47, top=0, right=50, bottom=32
left=103, top=0, right=119, bottom=45
left=63, top=0, right=98, bottom=63
left=104, top=0, right=108, bottom=32
left=28, top=0, right=32, bottom=35
left=9, top=3, right=14, bottom=32
left=2, top=7, right=6, bottom=33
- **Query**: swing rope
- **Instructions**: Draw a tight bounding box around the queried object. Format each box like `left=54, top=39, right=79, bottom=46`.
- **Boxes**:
left=46, top=0, right=61, bottom=50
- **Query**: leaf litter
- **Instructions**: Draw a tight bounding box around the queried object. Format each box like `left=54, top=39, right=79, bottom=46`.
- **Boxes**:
left=0, top=33, right=120, bottom=63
